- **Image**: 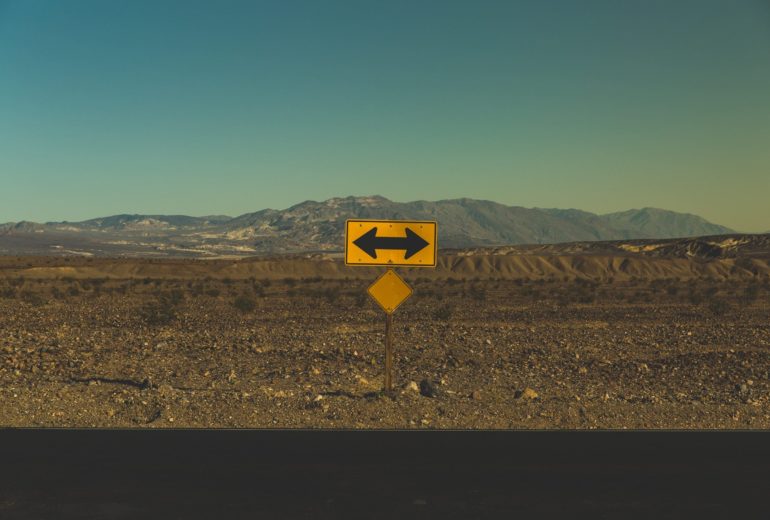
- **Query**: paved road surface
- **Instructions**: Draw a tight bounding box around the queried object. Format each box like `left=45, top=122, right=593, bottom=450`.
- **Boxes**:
left=1, top=430, right=768, bottom=518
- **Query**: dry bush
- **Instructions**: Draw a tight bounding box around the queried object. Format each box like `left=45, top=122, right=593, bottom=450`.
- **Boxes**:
left=20, top=291, right=47, bottom=306
left=138, top=290, right=184, bottom=326
left=741, top=285, right=760, bottom=306
left=432, top=303, right=453, bottom=321
left=233, top=294, right=257, bottom=313
left=469, top=285, right=487, bottom=301
left=354, top=291, right=368, bottom=307
left=708, top=298, right=731, bottom=316
left=139, top=297, right=178, bottom=326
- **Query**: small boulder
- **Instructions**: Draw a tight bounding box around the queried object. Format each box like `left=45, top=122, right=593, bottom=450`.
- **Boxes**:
left=514, top=387, right=538, bottom=400
left=419, top=379, right=439, bottom=398
left=404, top=381, right=419, bottom=392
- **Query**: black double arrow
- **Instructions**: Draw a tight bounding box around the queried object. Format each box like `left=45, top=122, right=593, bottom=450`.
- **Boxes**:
left=353, top=227, right=429, bottom=260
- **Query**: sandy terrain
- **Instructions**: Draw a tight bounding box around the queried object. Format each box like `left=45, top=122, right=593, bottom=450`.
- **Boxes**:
left=1, top=249, right=769, bottom=429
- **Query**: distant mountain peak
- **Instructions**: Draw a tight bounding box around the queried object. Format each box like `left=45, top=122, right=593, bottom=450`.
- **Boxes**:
left=0, top=196, right=737, bottom=256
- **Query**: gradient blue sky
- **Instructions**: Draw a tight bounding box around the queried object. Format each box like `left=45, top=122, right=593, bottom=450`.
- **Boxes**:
left=1, top=0, right=768, bottom=231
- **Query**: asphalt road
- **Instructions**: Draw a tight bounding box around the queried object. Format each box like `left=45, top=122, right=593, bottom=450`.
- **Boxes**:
left=1, top=430, right=768, bottom=519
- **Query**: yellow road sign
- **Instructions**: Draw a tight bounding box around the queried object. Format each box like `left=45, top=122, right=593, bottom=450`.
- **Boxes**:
left=345, top=220, right=437, bottom=267
left=367, top=269, right=413, bottom=314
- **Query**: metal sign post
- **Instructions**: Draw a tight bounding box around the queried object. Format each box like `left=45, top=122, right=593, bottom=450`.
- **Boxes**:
left=367, top=268, right=412, bottom=391
left=345, top=219, right=438, bottom=392
left=385, top=312, right=393, bottom=391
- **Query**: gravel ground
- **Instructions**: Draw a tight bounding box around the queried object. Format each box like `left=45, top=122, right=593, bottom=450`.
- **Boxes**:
left=1, top=276, right=769, bottom=428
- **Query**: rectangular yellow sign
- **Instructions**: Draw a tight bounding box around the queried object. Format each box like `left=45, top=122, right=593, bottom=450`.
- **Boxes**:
left=345, top=219, right=437, bottom=267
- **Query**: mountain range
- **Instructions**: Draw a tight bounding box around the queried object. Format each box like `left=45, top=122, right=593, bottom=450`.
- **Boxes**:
left=0, top=196, right=736, bottom=257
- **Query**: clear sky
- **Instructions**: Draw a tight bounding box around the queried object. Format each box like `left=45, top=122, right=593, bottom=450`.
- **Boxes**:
left=1, top=0, right=768, bottom=231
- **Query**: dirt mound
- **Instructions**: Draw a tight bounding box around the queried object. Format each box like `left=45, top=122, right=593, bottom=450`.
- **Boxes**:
left=3, top=250, right=769, bottom=282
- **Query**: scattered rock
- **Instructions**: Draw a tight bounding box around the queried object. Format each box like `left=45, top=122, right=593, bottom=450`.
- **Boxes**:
left=157, top=384, right=175, bottom=398
left=419, top=379, right=439, bottom=398
left=514, top=387, right=538, bottom=400
left=404, top=381, right=419, bottom=392
left=471, top=390, right=482, bottom=401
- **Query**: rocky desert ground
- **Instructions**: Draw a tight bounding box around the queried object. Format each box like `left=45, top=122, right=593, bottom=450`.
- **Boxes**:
left=1, top=236, right=769, bottom=428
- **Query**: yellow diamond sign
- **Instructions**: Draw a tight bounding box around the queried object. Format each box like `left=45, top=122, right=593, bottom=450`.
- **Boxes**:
left=367, top=269, right=413, bottom=314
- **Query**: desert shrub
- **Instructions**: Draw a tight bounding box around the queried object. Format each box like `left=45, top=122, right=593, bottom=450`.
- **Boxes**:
left=734, top=257, right=757, bottom=274
left=67, top=286, right=81, bottom=297
left=233, top=294, right=257, bottom=313
left=355, top=291, right=368, bottom=307
left=51, top=287, right=65, bottom=299
left=741, top=285, right=760, bottom=306
left=419, top=288, right=434, bottom=299
left=166, top=289, right=185, bottom=306
left=205, top=288, right=221, bottom=297
left=687, top=290, right=702, bottom=306
left=10, top=277, right=25, bottom=288
left=578, top=290, right=596, bottom=304
left=469, top=286, right=487, bottom=301
left=432, top=303, right=453, bottom=321
left=283, top=277, right=297, bottom=287
left=321, top=287, right=340, bottom=303
left=1, top=288, right=16, bottom=299
left=666, top=285, right=679, bottom=296
left=708, top=298, right=731, bottom=316
left=139, top=297, right=177, bottom=326
left=20, top=291, right=46, bottom=306
left=553, top=290, right=571, bottom=307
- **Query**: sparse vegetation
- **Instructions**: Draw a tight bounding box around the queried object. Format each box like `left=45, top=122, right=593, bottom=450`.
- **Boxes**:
left=233, top=294, right=257, bottom=313
left=432, top=302, right=453, bottom=320
left=1, top=251, right=770, bottom=429
left=708, top=298, right=731, bottom=316
left=20, top=290, right=46, bottom=306
left=139, top=294, right=180, bottom=326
